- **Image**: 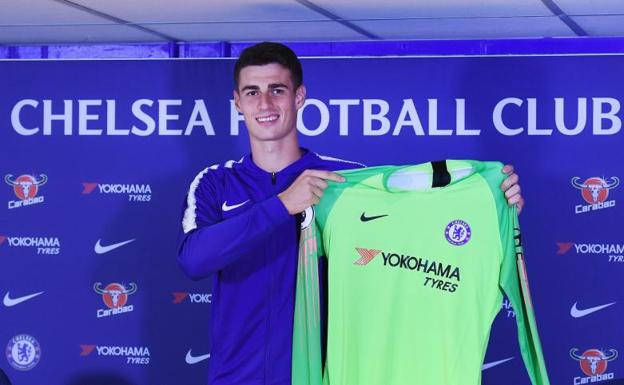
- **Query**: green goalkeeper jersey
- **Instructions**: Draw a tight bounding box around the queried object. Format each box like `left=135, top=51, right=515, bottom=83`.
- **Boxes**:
left=292, top=160, right=549, bottom=385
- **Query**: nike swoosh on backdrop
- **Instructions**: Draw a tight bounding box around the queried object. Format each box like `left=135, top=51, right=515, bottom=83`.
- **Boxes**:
left=360, top=213, right=389, bottom=222
left=94, top=239, right=136, bottom=254
left=570, top=302, right=616, bottom=318
left=222, top=200, right=249, bottom=212
left=185, top=349, right=210, bottom=364
left=482, top=357, right=514, bottom=370
left=3, top=291, right=44, bottom=307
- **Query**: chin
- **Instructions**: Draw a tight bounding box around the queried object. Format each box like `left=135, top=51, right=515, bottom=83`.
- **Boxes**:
left=250, top=127, right=295, bottom=142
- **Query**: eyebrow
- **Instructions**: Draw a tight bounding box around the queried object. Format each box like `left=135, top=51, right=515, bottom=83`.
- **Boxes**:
left=268, top=83, right=289, bottom=89
left=240, top=83, right=289, bottom=92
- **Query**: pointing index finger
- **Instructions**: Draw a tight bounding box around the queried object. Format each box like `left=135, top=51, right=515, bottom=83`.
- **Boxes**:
left=307, top=170, right=345, bottom=183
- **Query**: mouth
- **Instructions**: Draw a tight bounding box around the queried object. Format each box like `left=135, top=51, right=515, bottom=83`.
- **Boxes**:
left=256, top=114, right=279, bottom=124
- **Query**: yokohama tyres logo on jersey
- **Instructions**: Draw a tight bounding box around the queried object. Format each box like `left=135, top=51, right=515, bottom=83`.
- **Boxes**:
left=570, top=348, right=618, bottom=384
left=4, top=174, right=47, bottom=209
left=354, top=247, right=460, bottom=293
left=571, top=176, right=619, bottom=214
left=82, top=182, right=151, bottom=202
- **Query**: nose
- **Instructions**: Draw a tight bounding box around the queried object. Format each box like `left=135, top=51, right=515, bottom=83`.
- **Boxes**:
left=258, top=91, right=273, bottom=110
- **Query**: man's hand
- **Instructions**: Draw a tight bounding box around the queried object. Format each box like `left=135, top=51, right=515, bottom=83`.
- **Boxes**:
left=501, top=164, right=524, bottom=214
left=278, top=170, right=345, bottom=215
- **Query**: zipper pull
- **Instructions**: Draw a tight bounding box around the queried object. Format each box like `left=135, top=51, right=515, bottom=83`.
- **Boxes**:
left=271, top=172, right=276, bottom=185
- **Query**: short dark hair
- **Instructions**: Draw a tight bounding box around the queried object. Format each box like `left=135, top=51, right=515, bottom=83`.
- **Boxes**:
left=234, top=42, right=303, bottom=90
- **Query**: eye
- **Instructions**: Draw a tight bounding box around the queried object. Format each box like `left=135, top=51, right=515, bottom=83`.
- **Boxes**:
left=246, top=90, right=258, bottom=97
left=271, top=88, right=285, bottom=95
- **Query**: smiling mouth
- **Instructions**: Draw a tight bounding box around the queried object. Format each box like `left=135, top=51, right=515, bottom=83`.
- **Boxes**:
left=256, top=115, right=279, bottom=123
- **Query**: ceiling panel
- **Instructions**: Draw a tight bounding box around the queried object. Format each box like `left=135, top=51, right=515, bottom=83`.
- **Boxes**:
left=0, top=25, right=161, bottom=44
left=144, top=20, right=365, bottom=42
left=555, top=0, right=624, bottom=15
left=0, top=0, right=106, bottom=24
left=1, top=0, right=623, bottom=44
left=72, top=0, right=330, bottom=22
left=314, top=0, right=552, bottom=18
left=353, top=16, right=574, bottom=40
left=571, top=15, right=624, bottom=36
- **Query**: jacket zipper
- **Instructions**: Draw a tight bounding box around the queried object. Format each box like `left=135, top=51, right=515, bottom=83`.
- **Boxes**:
left=266, top=170, right=277, bottom=381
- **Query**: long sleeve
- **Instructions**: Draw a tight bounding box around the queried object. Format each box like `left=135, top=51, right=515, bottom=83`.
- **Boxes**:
left=499, top=207, right=550, bottom=385
left=176, top=168, right=291, bottom=279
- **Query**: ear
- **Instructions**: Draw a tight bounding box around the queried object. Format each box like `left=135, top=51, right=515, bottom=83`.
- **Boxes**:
left=233, top=89, right=242, bottom=113
left=295, top=85, right=306, bottom=110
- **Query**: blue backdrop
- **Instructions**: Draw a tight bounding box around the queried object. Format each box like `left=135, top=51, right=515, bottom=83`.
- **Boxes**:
left=1, top=54, right=622, bottom=385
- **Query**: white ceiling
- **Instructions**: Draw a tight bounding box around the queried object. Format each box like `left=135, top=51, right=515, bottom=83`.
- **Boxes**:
left=0, top=0, right=623, bottom=44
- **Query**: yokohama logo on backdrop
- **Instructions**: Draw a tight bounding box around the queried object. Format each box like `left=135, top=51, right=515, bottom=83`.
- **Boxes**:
left=569, top=348, right=618, bottom=384
left=82, top=182, right=152, bottom=202
left=80, top=344, right=150, bottom=365
left=556, top=242, right=624, bottom=263
left=172, top=292, right=212, bottom=304
left=571, top=176, right=619, bottom=214
left=501, top=298, right=516, bottom=318
left=4, top=174, right=47, bottom=209
left=0, top=234, right=60, bottom=255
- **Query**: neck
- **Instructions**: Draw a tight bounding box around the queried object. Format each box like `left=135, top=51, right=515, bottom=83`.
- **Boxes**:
left=250, top=136, right=302, bottom=172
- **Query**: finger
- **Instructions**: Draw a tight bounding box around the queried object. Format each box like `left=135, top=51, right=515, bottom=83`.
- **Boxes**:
left=516, top=198, right=524, bottom=215
left=507, top=194, right=521, bottom=207
left=310, top=177, right=329, bottom=191
left=307, top=170, right=345, bottom=182
left=311, top=186, right=324, bottom=200
left=504, top=184, right=521, bottom=199
left=502, top=164, right=514, bottom=175
left=501, top=173, right=519, bottom=191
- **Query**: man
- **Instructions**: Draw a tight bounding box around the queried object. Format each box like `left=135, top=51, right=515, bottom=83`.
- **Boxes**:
left=177, top=42, right=523, bottom=385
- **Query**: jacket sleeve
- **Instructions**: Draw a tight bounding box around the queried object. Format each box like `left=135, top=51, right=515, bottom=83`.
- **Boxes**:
left=177, top=168, right=292, bottom=280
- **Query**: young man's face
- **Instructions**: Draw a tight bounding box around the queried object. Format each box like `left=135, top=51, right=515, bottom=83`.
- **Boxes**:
left=234, top=63, right=306, bottom=145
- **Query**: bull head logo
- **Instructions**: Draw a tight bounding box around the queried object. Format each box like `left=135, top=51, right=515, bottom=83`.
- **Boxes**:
left=93, top=282, right=137, bottom=309
left=570, top=348, right=618, bottom=376
left=5, top=174, right=47, bottom=200
left=571, top=177, right=619, bottom=204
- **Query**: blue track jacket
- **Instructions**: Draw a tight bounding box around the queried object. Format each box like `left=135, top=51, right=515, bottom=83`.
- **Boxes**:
left=178, top=149, right=362, bottom=385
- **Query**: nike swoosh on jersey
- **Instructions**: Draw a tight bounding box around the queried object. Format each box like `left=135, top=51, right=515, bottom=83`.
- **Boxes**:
left=360, top=213, right=389, bottom=222
left=481, top=357, right=514, bottom=370
left=222, top=200, right=249, bottom=212
left=570, top=301, right=616, bottom=318
left=3, top=291, right=44, bottom=307
left=185, top=349, right=210, bottom=364
left=94, top=238, right=136, bottom=254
